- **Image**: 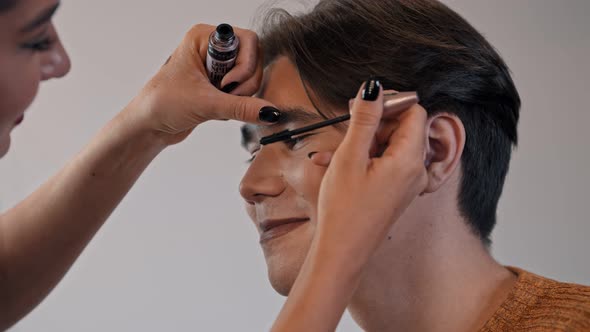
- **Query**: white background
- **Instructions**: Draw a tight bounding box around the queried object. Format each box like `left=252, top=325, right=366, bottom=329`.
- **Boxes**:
left=2, top=0, right=589, bottom=331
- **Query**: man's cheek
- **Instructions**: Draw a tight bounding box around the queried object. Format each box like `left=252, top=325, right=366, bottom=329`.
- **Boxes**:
left=299, top=158, right=328, bottom=211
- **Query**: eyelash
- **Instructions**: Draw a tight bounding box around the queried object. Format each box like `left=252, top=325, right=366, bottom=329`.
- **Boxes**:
left=246, top=134, right=315, bottom=163
left=284, top=134, right=314, bottom=150
left=22, top=37, right=54, bottom=52
left=246, top=154, right=257, bottom=163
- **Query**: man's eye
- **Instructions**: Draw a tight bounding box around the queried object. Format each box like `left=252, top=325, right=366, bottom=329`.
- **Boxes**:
left=284, top=133, right=315, bottom=150
left=246, top=149, right=260, bottom=164
left=22, top=37, right=54, bottom=52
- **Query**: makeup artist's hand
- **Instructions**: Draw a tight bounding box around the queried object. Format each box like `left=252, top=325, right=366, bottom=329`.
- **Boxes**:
left=313, top=80, right=428, bottom=268
left=271, top=81, right=428, bottom=331
left=124, top=24, right=276, bottom=145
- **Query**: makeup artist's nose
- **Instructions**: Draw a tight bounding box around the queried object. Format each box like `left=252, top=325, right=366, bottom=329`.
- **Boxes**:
left=41, top=36, right=71, bottom=81
left=239, top=151, right=286, bottom=204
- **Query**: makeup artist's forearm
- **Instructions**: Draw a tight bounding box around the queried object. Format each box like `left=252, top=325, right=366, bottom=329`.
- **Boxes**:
left=272, top=236, right=365, bottom=332
left=0, top=108, right=166, bottom=329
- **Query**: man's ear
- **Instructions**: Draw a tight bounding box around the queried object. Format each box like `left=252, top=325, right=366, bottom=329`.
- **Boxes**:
left=422, top=113, right=466, bottom=194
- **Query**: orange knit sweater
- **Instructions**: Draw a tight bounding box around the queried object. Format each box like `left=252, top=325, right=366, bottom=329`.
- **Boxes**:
left=479, top=267, right=590, bottom=331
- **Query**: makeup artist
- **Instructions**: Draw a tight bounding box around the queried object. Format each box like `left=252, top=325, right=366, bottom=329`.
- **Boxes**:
left=0, top=0, right=427, bottom=330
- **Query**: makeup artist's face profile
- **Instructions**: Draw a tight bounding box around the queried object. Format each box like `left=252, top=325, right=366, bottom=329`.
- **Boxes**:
left=239, top=56, right=347, bottom=295
left=0, top=0, right=70, bottom=157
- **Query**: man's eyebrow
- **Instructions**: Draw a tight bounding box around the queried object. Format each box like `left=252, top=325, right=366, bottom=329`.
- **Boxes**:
left=20, top=2, right=60, bottom=33
left=240, top=106, right=326, bottom=149
left=273, top=106, right=326, bottom=126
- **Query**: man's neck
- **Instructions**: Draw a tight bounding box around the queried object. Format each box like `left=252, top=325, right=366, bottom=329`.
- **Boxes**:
left=346, top=214, right=517, bottom=332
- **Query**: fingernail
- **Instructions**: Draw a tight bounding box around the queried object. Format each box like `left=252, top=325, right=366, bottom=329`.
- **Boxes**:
left=361, top=77, right=381, bottom=101
left=221, top=81, right=240, bottom=93
left=308, top=152, right=318, bottom=159
left=259, top=106, right=281, bottom=123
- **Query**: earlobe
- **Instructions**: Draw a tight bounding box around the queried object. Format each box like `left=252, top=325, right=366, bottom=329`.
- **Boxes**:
left=423, top=113, right=465, bottom=194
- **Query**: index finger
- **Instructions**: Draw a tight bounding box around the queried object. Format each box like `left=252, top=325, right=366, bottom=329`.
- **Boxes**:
left=219, top=27, right=260, bottom=91
left=381, top=104, right=428, bottom=159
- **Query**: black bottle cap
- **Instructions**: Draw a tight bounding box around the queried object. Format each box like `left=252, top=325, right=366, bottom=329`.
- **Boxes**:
left=216, top=24, right=234, bottom=41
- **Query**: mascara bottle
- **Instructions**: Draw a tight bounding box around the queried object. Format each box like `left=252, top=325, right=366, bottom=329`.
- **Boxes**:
left=206, top=23, right=239, bottom=89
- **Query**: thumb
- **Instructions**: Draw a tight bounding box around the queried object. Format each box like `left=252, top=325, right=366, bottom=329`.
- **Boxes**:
left=342, top=78, right=384, bottom=155
left=212, top=94, right=281, bottom=125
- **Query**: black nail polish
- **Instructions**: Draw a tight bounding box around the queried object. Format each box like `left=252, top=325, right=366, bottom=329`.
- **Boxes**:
left=308, top=152, right=318, bottom=159
left=221, top=81, right=240, bottom=93
left=259, top=107, right=281, bottom=123
left=361, top=78, right=381, bottom=101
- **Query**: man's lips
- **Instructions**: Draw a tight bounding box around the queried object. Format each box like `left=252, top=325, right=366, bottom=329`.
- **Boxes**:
left=259, top=218, right=309, bottom=243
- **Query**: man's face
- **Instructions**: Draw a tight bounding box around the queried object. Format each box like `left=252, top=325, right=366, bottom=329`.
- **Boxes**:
left=239, top=57, right=346, bottom=295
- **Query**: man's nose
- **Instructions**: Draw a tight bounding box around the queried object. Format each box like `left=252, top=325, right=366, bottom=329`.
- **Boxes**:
left=239, top=150, right=286, bottom=204
left=41, top=39, right=71, bottom=81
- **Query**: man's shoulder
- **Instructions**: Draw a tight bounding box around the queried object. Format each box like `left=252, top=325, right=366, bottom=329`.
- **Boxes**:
left=512, top=267, right=590, bottom=330
left=540, top=275, right=590, bottom=323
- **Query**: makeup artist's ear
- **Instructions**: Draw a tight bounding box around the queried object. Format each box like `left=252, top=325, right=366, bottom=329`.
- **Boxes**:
left=422, top=113, right=466, bottom=194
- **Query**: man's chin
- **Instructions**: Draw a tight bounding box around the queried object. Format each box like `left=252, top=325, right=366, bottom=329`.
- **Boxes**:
left=268, top=268, right=296, bottom=296
left=264, top=253, right=303, bottom=296
left=263, top=248, right=309, bottom=296
left=260, top=222, right=314, bottom=295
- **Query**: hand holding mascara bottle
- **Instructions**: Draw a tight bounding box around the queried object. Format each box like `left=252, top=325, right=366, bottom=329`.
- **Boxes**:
left=0, top=20, right=282, bottom=329
left=132, top=23, right=279, bottom=144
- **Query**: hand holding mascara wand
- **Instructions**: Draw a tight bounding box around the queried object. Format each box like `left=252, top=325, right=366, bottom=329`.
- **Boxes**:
left=271, top=78, right=428, bottom=332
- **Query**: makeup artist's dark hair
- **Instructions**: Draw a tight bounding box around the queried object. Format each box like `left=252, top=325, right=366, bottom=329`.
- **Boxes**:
left=259, top=0, right=520, bottom=245
left=0, top=0, right=17, bottom=12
